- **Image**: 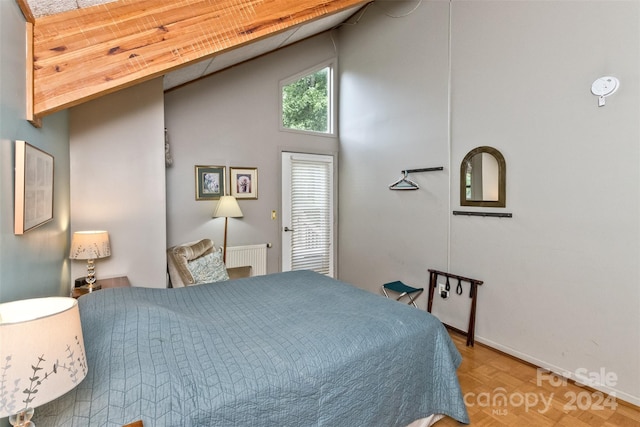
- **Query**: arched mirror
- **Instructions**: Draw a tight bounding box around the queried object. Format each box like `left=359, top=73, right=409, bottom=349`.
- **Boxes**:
left=460, top=146, right=506, bottom=207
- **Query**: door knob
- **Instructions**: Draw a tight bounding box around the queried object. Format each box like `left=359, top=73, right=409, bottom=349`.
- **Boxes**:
left=284, top=226, right=294, bottom=232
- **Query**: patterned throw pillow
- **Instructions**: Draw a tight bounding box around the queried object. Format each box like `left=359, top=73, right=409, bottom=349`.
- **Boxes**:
left=187, top=250, right=229, bottom=284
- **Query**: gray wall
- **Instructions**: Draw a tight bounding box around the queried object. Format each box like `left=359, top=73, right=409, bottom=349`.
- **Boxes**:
left=338, top=0, right=639, bottom=404
left=164, top=34, right=339, bottom=275
left=0, top=1, right=70, bottom=304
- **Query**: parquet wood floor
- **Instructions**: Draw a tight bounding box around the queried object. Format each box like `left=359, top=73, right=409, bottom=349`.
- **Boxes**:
left=438, top=331, right=640, bottom=426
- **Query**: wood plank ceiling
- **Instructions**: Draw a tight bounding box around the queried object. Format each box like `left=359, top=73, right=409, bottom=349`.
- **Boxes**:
left=18, top=0, right=370, bottom=121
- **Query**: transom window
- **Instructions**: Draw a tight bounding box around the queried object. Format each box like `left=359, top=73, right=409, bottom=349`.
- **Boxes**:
left=280, top=61, right=335, bottom=136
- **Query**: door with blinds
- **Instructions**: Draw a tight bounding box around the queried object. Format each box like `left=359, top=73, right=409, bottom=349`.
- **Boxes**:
left=281, top=152, right=335, bottom=277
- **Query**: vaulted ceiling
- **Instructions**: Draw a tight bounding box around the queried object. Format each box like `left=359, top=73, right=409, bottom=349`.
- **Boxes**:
left=18, top=0, right=370, bottom=124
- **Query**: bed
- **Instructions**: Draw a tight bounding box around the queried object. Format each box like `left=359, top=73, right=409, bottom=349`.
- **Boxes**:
left=34, top=270, right=469, bottom=426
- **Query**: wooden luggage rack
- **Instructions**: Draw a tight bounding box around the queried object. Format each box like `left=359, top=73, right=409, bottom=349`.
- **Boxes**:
left=427, top=269, right=483, bottom=346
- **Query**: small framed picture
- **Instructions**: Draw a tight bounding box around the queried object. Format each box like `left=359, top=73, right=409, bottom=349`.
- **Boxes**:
left=230, top=167, right=258, bottom=200
left=14, top=140, right=54, bottom=235
left=195, top=165, right=226, bottom=200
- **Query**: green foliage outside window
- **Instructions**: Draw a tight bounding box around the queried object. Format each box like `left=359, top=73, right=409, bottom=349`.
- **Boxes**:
left=282, top=67, right=329, bottom=133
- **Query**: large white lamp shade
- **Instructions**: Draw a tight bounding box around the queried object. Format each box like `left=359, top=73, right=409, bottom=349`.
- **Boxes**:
left=0, top=297, right=87, bottom=426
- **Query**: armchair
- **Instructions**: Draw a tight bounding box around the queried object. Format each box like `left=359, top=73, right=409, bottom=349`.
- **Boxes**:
left=167, top=238, right=251, bottom=287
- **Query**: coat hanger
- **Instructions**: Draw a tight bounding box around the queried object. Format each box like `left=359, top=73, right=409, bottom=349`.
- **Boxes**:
left=388, top=167, right=443, bottom=191
left=389, top=170, right=419, bottom=190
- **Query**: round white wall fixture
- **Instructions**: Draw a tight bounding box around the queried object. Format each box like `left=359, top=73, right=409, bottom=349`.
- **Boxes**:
left=591, top=76, right=619, bottom=106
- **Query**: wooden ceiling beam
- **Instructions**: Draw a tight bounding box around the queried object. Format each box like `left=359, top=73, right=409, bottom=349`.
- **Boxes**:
left=31, top=0, right=369, bottom=118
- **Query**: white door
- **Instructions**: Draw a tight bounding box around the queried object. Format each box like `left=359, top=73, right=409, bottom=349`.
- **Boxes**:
left=281, top=152, right=335, bottom=277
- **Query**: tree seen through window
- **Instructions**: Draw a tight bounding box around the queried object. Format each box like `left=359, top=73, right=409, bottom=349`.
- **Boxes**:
left=282, top=67, right=330, bottom=133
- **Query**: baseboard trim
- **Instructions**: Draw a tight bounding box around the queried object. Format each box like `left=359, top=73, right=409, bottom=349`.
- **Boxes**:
left=444, top=325, right=640, bottom=409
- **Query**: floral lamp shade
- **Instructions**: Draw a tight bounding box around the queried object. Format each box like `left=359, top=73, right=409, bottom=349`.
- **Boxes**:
left=69, top=230, right=111, bottom=291
left=0, top=297, right=87, bottom=425
left=69, top=230, right=111, bottom=260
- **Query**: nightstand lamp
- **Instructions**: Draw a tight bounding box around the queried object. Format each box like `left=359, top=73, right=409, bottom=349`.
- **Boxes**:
left=0, top=297, right=87, bottom=427
left=69, top=230, right=111, bottom=291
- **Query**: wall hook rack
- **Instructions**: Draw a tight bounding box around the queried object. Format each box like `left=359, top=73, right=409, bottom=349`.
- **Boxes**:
left=389, top=167, right=444, bottom=190
left=452, top=210, right=513, bottom=218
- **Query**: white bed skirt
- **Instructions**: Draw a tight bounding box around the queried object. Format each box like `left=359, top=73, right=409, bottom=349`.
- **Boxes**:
left=407, top=414, right=445, bottom=427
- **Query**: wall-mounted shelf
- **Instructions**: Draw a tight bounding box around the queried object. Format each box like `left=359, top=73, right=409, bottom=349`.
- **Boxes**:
left=453, top=211, right=513, bottom=218
left=404, top=167, right=444, bottom=173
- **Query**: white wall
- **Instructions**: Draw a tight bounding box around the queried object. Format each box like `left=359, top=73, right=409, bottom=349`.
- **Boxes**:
left=164, top=34, right=339, bottom=275
left=338, top=1, right=451, bottom=304
left=338, top=0, right=639, bottom=405
left=69, top=79, right=167, bottom=288
left=449, top=0, right=639, bottom=404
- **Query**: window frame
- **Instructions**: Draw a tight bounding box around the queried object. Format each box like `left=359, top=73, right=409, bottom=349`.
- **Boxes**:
left=279, top=58, right=337, bottom=137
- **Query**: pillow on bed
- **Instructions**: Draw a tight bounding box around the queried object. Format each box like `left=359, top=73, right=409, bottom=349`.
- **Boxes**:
left=187, top=250, right=229, bottom=284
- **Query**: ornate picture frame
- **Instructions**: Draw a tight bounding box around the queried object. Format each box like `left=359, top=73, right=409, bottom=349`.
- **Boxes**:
left=230, top=167, right=258, bottom=200
left=195, top=165, right=226, bottom=200
left=14, top=140, right=54, bottom=235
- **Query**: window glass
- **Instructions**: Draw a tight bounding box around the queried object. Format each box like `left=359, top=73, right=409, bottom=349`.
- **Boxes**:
left=281, top=64, right=333, bottom=135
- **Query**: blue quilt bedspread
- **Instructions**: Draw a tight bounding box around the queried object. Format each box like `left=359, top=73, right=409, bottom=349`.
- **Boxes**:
left=34, top=271, right=469, bottom=426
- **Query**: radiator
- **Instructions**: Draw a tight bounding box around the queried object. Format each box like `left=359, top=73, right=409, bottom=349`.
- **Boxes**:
left=225, top=244, right=268, bottom=276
